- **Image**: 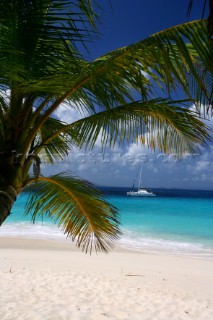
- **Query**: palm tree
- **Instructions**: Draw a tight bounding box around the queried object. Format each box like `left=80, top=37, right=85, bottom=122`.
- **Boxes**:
left=0, top=1, right=212, bottom=252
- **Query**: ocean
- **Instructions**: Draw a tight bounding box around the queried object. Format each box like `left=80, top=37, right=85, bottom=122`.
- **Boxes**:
left=1, top=187, right=213, bottom=259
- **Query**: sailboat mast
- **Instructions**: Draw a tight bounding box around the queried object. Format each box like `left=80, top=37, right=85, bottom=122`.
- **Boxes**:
left=138, top=163, right=143, bottom=189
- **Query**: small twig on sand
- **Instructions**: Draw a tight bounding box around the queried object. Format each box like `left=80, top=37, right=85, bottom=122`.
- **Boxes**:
left=125, top=273, right=144, bottom=277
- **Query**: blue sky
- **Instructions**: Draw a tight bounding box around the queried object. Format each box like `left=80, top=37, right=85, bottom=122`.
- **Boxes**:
left=89, top=0, right=207, bottom=58
left=45, top=1, right=213, bottom=190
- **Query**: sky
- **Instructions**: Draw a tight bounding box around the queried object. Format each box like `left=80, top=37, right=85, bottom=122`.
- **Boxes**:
left=44, top=0, right=213, bottom=190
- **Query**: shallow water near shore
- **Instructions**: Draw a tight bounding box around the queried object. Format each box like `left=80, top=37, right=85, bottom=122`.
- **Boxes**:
left=1, top=188, right=213, bottom=258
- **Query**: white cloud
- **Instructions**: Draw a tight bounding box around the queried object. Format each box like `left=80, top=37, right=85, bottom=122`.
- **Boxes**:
left=189, top=103, right=213, bottom=131
left=0, top=89, right=10, bottom=105
left=77, top=163, right=87, bottom=172
left=54, top=101, right=82, bottom=123
left=195, top=160, right=210, bottom=171
left=200, top=174, right=213, bottom=181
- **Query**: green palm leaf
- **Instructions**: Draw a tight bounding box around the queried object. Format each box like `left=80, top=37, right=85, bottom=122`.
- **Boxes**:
left=35, top=99, right=210, bottom=155
left=0, top=0, right=97, bottom=87
left=25, top=173, right=120, bottom=253
left=69, top=99, right=210, bottom=154
left=22, top=21, right=211, bottom=110
left=18, top=19, right=212, bottom=151
left=34, top=117, right=74, bottom=163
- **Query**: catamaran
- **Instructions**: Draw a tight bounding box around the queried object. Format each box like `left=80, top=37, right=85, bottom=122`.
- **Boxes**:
left=127, top=164, right=156, bottom=197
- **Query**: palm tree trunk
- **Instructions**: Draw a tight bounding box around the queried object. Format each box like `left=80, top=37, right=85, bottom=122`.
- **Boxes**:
left=0, top=185, right=17, bottom=226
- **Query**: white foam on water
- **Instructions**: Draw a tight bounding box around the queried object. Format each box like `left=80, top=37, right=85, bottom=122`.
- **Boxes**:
left=1, top=222, right=213, bottom=259
left=118, top=228, right=213, bottom=259
left=0, top=222, right=64, bottom=240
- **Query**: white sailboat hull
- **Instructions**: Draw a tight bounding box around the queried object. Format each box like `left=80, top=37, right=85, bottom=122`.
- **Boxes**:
left=127, top=189, right=156, bottom=197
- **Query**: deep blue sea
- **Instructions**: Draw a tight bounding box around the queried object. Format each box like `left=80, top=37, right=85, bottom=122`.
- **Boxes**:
left=1, top=187, right=213, bottom=258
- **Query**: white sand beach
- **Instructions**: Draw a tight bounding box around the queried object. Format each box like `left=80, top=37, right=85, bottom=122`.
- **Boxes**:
left=0, top=237, right=213, bottom=320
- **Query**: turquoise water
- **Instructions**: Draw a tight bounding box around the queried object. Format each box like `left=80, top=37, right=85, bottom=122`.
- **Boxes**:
left=1, top=189, right=213, bottom=258
left=108, top=194, right=213, bottom=257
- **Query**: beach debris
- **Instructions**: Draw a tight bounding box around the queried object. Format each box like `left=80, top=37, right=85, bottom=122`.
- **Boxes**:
left=101, top=313, right=111, bottom=318
left=125, top=273, right=144, bottom=277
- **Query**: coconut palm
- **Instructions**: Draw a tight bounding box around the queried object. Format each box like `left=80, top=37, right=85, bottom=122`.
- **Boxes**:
left=0, top=0, right=212, bottom=252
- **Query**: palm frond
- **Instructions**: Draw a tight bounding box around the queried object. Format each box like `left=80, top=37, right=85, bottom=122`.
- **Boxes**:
left=25, top=173, right=120, bottom=253
left=21, top=20, right=212, bottom=128
left=0, top=0, right=98, bottom=88
left=53, top=99, right=211, bottom=154
left=33, top=117, right=74, bottom=163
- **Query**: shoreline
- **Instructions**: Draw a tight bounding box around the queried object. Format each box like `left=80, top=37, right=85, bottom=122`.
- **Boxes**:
left=1, top=233, right=213, bottom=260
left=0, top=236, right=213, bottom=319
